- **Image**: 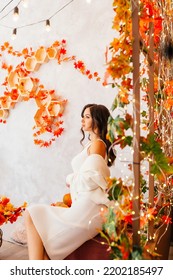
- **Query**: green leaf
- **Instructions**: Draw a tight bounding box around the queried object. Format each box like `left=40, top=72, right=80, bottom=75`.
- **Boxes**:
left=141, top=110, right=147, bottom=117
left=111, top=98, right=118, bottom=110
left=108, top=184, right=122, bottom=200
left=124, top=135, right=133, bottom=146
left=102, top=207, right=117, bottom=239
left=131, top=246, right=143, bottom=260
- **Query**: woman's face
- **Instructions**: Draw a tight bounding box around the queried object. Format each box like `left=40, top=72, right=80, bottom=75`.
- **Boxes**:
left=81, top=107, right=93, bottom=132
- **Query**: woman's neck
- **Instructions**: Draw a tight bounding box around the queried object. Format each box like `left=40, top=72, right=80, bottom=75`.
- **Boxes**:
left=89, top=132, right=100, bottom=142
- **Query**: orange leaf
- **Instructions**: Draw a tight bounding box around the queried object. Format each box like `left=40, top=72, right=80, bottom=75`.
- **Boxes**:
left=168, top=157, right=173, bottom=164
left=1, top=62, right=8, bottom=69
left=22, top=48, right=29, bottom=55
left=52, top=41, right=60, bottom=47
left=4, top=42, right=9, bottom=48
left=8, top=65, right=13, bottom=73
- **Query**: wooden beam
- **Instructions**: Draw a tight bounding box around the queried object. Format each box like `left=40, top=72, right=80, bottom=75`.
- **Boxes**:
left=132, top=0, right=141, bottom=248
left=148, top=21, right=155, bottom=241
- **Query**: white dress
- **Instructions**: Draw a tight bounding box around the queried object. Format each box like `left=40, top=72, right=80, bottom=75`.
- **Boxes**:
left=28, top=142, right=110, bottom=259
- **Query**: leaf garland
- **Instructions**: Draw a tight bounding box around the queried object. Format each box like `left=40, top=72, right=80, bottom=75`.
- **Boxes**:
left=0, top=40, right=101, bottom=147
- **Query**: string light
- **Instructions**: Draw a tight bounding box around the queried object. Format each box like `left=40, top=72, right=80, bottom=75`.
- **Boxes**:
left=0, top=0, right=75, bottom=39
left=13, top=6, right=19, bottom=21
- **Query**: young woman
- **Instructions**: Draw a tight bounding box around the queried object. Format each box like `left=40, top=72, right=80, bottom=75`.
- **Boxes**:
left=24, top=103, right=116, bottom=260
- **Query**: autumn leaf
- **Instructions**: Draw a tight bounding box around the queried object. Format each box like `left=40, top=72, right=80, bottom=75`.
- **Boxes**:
left=22, top=48, right=29, bottom=56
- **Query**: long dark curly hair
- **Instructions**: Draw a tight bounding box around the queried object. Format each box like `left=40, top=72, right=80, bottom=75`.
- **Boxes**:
left=80, top=103, right=116, bottom=167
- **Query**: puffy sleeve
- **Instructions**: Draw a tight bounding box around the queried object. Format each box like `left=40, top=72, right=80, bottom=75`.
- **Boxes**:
left=70, top=154, right=110, bottom=205
left=79, top=154, right=110, bottom=190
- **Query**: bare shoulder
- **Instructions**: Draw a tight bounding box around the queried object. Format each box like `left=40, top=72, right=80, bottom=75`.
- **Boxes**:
left=88, top=140, right=106, bottom=158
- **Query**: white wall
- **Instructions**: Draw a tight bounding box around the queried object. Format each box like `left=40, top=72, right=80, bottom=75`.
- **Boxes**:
left=0, top=0, right=119, bottom=213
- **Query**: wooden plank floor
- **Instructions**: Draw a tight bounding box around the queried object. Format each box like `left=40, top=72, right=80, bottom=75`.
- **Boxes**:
left=0, top=241, right=28, bottom=260
left=0, top=240, right=173, bottom=260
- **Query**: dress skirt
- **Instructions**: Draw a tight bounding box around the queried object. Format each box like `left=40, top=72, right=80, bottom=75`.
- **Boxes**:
left=28, top=196, right=104, bottom=260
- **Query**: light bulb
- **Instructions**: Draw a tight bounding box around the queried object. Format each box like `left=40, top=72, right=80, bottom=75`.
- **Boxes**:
left=45, top=19, right=51, bottom=32
left=11, top=28, right=17, bottom=40
left=13, top=7, right=19, bottom=21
